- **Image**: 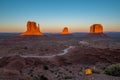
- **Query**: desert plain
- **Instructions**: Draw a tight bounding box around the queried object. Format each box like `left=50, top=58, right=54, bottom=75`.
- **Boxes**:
left=0, top=33, right=120, bottom=80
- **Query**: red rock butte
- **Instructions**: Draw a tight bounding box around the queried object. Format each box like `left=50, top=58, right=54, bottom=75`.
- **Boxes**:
left=20, top=21, right=43, bottom=36
left=61, top=27, right=70, bottom=35
left=90, top=24, right=103, bottom=33
left=83, top=24, right=108, bottom=39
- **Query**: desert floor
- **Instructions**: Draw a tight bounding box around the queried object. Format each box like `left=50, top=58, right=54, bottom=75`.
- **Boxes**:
left=0, top=34, right=120, bottom=80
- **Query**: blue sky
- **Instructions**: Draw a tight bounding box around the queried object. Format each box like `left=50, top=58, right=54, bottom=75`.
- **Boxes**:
left=0, top=0, right=120, bottom=32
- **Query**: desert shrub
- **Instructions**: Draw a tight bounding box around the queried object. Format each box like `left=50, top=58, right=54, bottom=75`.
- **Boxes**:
left=43, top=65, right=49, bottom=70
left=40, top=75, right=48, bottom=80
left=58, top=72, right=63, bottom=74
left=28, top=67, right=34, bottom=76
left=23, top=46, right=28, bottom=49
left=56, top=75, right=60, bottom=78
left=50, top=70, right=54, bottom=73
left=33, top=75, right=48, bottom=80
left=63, top=75, right=74, bottom=79
left=65, top=68, right=69, bottom=71
left=91, top=66, right=103, bottom=74
left=19, top=70, right=23, bottom=75
left=33, top=76, right=38, bottom=80
left=104, top=64, right=120, bottom=77
left=69, top=71, right=72, bottom=73
left=79, top=68, right=86, bottom=76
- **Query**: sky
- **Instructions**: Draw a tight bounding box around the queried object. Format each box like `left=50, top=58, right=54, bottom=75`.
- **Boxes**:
left=0, top=0, right=120, bottom=33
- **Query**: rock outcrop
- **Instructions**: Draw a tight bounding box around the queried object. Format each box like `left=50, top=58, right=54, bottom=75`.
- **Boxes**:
left=20, top=21, right=42, bottom=36
left=61, top=27, right=70, bottom=35
left=90, top=24, right=103, bottom=33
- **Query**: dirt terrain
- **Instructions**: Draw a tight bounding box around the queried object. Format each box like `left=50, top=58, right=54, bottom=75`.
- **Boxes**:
left=0, top=34, right=120, bottom=80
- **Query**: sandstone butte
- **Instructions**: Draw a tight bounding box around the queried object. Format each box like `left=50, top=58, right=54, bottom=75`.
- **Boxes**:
left=90, top=24, right=103, bottom=33
left=20, top=21, right=43, bottom=36
left=61, top=27, right=70, bottom=35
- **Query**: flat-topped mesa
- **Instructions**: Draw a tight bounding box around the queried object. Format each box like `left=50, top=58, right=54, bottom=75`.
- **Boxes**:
left=20, top=21, right=42, bottom=36
left=90, top=24, right=103, bottom=34
left=61, top=27, right=70, bottom=35
left=83, top=24, right=109, bottom=39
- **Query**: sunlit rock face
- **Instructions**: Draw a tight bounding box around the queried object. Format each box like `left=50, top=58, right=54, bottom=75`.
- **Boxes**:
left=90, top=24, right=103, bottom=33
left=61, top=27, right=70, bottom=35
left=20, top=21, right=42, bottom=36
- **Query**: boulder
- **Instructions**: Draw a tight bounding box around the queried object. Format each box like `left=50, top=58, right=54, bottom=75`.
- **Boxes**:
left=20, top=21, right=42, bottom=36
left=90, top=24, right=103, bottom=33
left=61, top=27, right=70, bottom=35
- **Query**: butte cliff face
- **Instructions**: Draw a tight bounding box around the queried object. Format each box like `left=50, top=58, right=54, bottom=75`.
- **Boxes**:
left=61, top=27, right=70, bottom=35
left=20, top=21, right=42, bottom=36
left=83, top=24, right=108, bottom=39
left=90, top=24, right=103, bottom=33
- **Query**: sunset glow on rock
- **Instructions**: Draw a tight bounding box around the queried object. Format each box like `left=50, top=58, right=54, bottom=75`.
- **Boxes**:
left=20, top=21, right=42, bottom=36
left=90, top=24, right=103, bottom=33
left=61, top=27, right=70, bottom=35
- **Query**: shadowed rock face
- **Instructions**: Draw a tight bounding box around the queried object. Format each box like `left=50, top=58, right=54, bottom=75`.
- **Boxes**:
left=61, top=27, right=70, bottom=35
left=20, top=21, right=42, bottom=36
left=90, top=24, right=103, bottom=33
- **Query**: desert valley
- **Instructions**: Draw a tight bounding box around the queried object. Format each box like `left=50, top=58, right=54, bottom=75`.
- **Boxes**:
left=0, top=21, right=120, bottom=80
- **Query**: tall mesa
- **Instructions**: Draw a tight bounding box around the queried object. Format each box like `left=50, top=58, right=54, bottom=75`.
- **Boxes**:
left=20, top=21, right=42, bottom=36
left=90, top=24, right=103, bottom=33
left=61, top=27, right=70, bottom=35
